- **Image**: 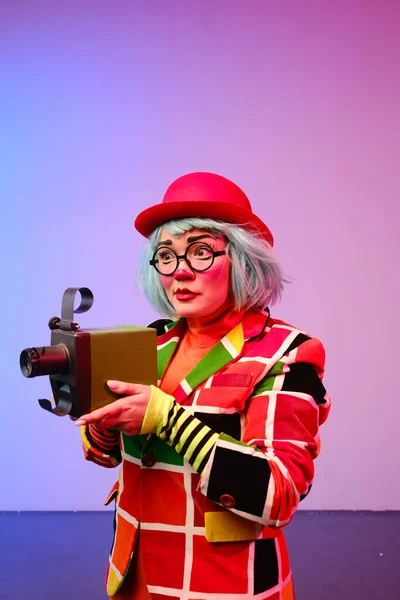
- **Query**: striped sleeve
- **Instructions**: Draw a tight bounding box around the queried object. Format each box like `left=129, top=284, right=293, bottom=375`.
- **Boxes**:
left=81, top=424, right=122, bottom=468
left=140, top=386, right=219, bottom=473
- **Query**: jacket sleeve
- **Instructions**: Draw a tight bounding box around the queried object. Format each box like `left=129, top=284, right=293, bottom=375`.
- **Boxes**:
left=80, top=424, right=122, bottom=468
left=199, top=336, right=330, bottom=527
left=141, top=336, right=330, bottom=528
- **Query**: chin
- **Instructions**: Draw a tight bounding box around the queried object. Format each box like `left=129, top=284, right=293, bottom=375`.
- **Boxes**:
left=172, top=301, right=208, bottom=319
left=175, top=306, right=205, bottom=318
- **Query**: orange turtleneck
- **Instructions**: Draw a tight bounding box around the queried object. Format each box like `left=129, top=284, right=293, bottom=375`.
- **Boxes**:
left=160, top=302, right=245, bottom=395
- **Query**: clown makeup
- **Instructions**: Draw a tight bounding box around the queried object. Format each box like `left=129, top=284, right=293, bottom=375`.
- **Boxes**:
left=157, top=227, right=230, bottom=319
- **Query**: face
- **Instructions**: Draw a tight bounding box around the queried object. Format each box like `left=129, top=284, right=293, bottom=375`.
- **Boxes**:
left=156, top=227, right=230, bottom=318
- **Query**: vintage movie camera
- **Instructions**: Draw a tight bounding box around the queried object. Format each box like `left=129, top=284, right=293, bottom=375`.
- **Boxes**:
left=19, top=287, right=158, bottom=418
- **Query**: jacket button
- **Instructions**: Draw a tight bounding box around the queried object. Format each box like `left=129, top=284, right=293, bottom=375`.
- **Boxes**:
left=141, top=452, right=156, bottom=467
left=220, top=494, right=235, bottom=508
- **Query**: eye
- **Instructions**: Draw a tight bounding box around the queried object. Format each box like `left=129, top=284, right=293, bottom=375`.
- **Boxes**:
left=158, top=249, right=175, bottom=263
left=192, top=244, right=213, bottom=260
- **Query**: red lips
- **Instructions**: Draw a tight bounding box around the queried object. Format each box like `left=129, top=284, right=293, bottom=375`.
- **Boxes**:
left=175, top=288, right=196, bottom=294
left=175, top=288, right=198, bottom=300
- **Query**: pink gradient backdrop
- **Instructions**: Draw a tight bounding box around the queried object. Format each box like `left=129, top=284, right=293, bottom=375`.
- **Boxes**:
left=1, top=0, right=398, bottom=510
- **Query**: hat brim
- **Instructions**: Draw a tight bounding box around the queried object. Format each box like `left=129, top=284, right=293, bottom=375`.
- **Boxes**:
left=134, top=200, right=274, bottom=246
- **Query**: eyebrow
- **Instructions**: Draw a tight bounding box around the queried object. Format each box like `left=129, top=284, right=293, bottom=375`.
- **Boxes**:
left=156, top=234, right=214, bottom=248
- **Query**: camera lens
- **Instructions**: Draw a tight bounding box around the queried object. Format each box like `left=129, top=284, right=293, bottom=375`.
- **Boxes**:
left=20, top=345, right=69, bottom=378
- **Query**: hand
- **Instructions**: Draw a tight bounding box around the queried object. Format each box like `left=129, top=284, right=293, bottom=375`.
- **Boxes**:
left=74, top=380, right=152, bottom=436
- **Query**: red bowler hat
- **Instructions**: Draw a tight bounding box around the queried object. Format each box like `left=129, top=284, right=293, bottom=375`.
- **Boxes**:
left=134, top=172, right=274, bottom=246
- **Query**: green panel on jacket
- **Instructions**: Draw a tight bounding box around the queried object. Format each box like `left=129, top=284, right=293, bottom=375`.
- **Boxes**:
left=122, top=433, right=184, bottom=466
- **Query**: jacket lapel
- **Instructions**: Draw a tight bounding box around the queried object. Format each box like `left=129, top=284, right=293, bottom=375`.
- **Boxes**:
left=171, top=320, right=246, bottom=403
left=156, top=311, right=269, bottom=404
left=156, top=318, right=186, bottom=381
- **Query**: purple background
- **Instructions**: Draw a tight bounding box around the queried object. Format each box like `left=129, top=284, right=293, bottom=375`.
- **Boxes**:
left=1, top=0, right=398, bottom=510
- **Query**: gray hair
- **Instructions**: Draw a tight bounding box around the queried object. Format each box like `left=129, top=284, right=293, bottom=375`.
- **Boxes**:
left=137, top=217, right=284, bottom=318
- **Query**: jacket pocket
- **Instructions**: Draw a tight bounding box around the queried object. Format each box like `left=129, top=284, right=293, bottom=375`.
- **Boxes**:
left=212, top=373, right=253, bottom=387
left=204, top=511, right=279, bottom=543
left=196, top=385, right=251, bottom=412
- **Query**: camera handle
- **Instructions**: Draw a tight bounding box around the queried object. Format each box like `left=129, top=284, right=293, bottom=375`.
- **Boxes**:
left=47, top=287, right=94, bottom=332
left=59, top=287, right=94, bottom=331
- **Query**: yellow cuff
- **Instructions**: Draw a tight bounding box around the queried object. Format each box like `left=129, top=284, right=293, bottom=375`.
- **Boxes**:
left=140, top=385, right=174, bottom=435
left=80, top=425, right=92, bottom=450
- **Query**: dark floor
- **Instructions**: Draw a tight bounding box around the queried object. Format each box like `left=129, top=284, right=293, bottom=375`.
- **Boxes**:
left=0, top=511, right=398, bottom=600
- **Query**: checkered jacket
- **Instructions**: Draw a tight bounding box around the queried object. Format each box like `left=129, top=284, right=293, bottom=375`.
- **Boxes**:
left=82, top=310, right=330, bottom=599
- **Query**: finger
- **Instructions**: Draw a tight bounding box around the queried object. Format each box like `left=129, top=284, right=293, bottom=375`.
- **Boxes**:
left=74, top=412, right=91, bottom=426
left=94, top=416, right=122, bottom=430
left=107, top=380, right=147, bottom=395
left=75, top=403, right=122, bottom=426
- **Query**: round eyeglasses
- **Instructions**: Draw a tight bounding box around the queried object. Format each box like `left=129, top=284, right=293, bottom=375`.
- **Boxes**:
left=150, top=241, right=227, bottom=276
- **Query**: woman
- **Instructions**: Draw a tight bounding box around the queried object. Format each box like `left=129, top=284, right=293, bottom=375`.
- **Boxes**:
left=75, top=172, right=330, bottom=600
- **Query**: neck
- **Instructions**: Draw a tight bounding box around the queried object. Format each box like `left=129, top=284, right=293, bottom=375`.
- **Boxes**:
left=185, top=302, right=244, bottom=347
